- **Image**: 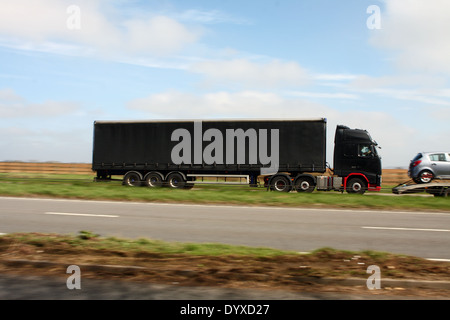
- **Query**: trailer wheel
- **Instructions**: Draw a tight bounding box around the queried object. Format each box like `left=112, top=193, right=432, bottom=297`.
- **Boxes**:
left=346, top=178, right=366, bottom=194
left=167, top=172, right=186, bottom=189
left=144, top=172, right=163, bottom=188
left=123, top=171, right=142, bottom=187
left=294, top=176, right=315, bottom=193
left=270, top=175, right=292, bottom=192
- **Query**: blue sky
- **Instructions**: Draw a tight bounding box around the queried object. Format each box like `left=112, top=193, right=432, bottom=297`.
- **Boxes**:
left=0, top=0, right=449, bottom=167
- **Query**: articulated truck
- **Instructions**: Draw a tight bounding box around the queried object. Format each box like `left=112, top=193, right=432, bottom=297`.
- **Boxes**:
left=92, top=118, right=382, bottom=194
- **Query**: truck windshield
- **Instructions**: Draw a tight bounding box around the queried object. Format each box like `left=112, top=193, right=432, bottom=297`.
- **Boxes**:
left=372, top=145, right=378, bottom=157
left=358, top=144, right=378, bottom=157
left=358, top=144, right=379, bottom=157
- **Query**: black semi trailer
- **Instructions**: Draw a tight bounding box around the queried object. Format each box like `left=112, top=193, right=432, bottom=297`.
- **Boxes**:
left=92, top=118, right=382, bottom=194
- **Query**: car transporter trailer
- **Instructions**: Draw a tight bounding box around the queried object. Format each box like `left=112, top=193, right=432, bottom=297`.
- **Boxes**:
left=392, top=180, right=450, bottom=197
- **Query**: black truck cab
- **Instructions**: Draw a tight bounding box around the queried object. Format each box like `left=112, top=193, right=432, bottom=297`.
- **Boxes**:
left=333, top=125, right=382, bottom=191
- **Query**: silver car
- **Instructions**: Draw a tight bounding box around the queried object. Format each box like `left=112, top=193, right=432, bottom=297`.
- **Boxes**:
left=408, top=152, right=450, bottom=183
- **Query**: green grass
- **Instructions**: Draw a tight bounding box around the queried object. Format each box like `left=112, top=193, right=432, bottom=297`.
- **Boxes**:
left=1, top=231, right=294, bottom=257
left=2, top=232, right=449, bottom=283
left=0, top=173, right=448, bottom=211
left=0, top=231, right=415, bottom=260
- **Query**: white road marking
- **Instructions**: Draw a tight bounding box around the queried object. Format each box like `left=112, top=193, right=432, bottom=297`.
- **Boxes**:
left=362, top=226, right=450, bottom=232
left=45, top=212, right=119, bottom=218
left=427, top=258, right=450, bottom=262
left=1, top=196, right=449, bottom=216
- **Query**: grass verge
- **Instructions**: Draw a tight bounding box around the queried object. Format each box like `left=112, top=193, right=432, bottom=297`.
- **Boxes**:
left=0, top=173, right=449, bottom=211
left=0, top=232, right=449, bottom=285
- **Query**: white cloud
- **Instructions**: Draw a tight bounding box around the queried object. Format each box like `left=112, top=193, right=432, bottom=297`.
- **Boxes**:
left=0, top=0, right=202, bottom=57
left=127, top=90, right=330, bottom=119
left=287, top=91, right=359, bottom=100
left=370, top=0, right=450, bottom=74
left=122, top=16, right=202, bottom=56
left=351, top=74, right=446, bottom=90
left=0, top=126, right=91, bottom=162
left=430, top=107, right=450, bottom=122
left=0, top=0, right=119, bottom=49
left=314, top=74, right=359, bottom=81
left=190, top=59, right=310, bottom=89
left=349, top=75, right=450, bottom=106
left=177, top=9, right=251, bottom=25
left=0, top=88, right=80, bottom=118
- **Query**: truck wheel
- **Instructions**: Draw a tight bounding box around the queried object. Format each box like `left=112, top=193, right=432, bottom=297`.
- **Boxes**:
left=346, top=178, right=366, bottom=194
left=294, top=176, right=315, bottom=193
left=270, top=175, right=292, bottom=192
left=144, top=172, right=163, bottom=188
left=418, top=170, right=434, bottom=184
left=123, top=171, right=142, bottom=187
left=167, top=172, right=186, bottom=189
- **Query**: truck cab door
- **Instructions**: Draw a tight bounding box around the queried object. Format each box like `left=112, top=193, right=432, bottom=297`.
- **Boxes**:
left=341, top=143, right=379, bottom=173
left=342, top=143, right=358, bottom=170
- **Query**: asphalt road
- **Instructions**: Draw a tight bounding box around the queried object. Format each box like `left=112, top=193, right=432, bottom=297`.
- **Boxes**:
left=1, top=196, right=449, bottom=260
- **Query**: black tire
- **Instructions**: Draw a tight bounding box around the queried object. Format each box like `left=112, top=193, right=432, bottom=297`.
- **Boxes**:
left=123, top=171, right=142, bottom=187
left=294, top=176, right=315, bottom=193
left=144, top=172, right=163, bottom=188
left=166, top=172, right=186, bottom=189
left=418, top=170, right=434, bottom=184
left=346, top=178, right=366, bottom=194
left=270, top=175, right=292, bottom=192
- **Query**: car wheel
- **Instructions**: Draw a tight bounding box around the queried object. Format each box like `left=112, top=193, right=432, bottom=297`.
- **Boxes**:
left=418, top=170, right=434, bottom=184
